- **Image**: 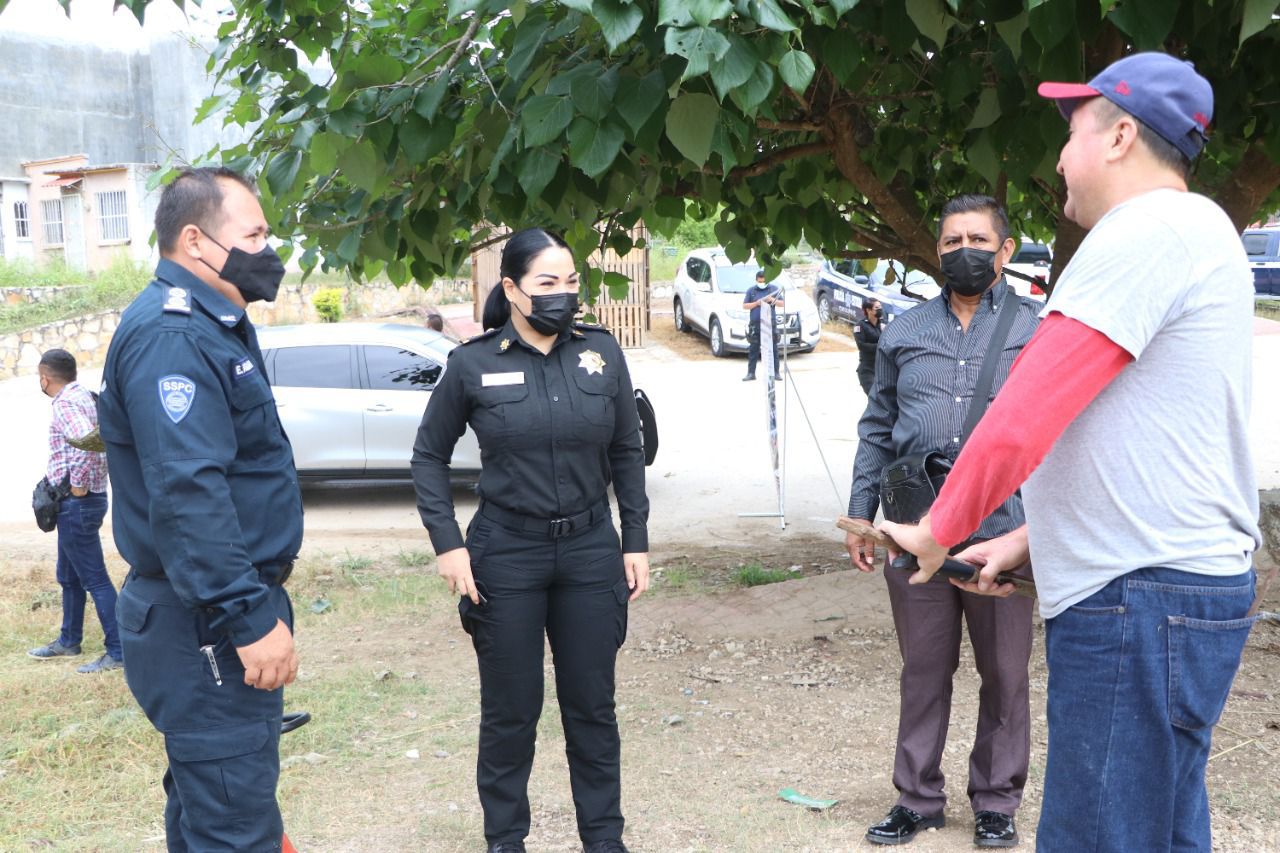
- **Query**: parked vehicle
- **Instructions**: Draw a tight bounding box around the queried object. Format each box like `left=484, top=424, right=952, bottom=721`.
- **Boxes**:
left=813, top=259, right=934, bottom=326
left=256, top=323, right=482, bottom=479
left=1243, top=226, right=1280, bottom=297
left=1004, top=239, right=1052, bottom=300
left=672, top=248, right=822, bottom=357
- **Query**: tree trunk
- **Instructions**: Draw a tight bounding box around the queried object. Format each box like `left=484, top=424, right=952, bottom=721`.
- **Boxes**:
left=1216, top=144, right=1280, bottom=232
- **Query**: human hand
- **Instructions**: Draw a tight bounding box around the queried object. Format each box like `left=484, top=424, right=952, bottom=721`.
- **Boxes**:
left=437, top=547, right=480, bottom=604
left=948, top=526, right=1030, bottom=598
left=843, top=520, right=879, bottom=572
left=624, top=553, right=650, bottom=601
left=235, top=619, right=297, bottom=690
left=877, top=515, right=948, bottom=585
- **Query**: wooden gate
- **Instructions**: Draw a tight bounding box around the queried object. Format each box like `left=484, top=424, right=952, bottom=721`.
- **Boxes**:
left=471, top=225, right=650, bottom=349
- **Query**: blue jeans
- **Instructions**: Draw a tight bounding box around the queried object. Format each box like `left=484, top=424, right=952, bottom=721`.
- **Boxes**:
left=1038, top=567, right=1257, bottom=852
left=55, top=492, right=122, bottom=660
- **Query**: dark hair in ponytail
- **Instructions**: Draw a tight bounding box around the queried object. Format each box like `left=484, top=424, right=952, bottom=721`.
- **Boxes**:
left=480, top=228, right=571, bottom=331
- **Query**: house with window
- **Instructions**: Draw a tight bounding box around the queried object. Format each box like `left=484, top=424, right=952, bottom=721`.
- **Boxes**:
left=20, top=155, right=159, bottom=272
left=0, top=175, right=35, bottom=261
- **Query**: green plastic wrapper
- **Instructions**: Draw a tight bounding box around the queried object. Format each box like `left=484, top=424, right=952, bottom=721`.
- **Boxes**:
left=778, top=787, right=839, bottom=810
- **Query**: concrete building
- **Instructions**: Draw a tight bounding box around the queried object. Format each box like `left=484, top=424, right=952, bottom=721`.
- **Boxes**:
left=0, top=29, right=244, bottom=270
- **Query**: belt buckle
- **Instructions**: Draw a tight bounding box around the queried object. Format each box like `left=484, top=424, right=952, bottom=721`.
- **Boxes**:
left=548, top=517, right=573, bottom=539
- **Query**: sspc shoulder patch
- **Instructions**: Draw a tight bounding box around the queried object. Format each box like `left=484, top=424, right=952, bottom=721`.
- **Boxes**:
left=158, top=375, right=196, bottom=423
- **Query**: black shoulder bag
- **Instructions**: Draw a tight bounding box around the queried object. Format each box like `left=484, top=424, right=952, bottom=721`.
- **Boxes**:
left=879, top=292, right=1020, bottom=524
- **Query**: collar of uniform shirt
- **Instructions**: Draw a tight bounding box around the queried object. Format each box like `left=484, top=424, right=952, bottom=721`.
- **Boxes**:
left=154, top=258, right=247, bottom=328
left=495, top=316, right=585, bottom=355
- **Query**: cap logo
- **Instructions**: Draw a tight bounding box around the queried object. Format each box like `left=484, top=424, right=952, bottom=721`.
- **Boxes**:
left=1193, top=111, right=1210, bottom=129
left=1115, top=80, right=1131, bottom=96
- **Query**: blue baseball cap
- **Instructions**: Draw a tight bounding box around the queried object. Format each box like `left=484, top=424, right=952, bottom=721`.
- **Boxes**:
left=1038, top=52, right=1213, bottom=160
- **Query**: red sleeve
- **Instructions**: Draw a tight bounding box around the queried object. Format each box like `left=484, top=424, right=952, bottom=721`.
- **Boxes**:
left=929, top=312, right=1134, bottom=548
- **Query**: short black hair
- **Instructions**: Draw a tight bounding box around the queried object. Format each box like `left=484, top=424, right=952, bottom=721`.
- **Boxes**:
left=39, top=348, right=77, bottom=382
left=155, top=167, right=257, bottom=255
left=1092, top=98, right=1192, bottom=180
left=938, top=194, right=1010, bottom=245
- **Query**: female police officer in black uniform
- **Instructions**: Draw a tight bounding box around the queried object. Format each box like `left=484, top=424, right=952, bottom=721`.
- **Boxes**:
left=412, top=228, right=649, bottom=853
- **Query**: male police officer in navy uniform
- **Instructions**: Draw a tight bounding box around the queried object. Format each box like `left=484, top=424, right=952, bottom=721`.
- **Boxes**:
left=99, top=167, right=301, bottom=852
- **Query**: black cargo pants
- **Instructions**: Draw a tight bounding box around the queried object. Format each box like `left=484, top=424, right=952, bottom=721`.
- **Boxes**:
left=459, top=503, right=630, bottom=847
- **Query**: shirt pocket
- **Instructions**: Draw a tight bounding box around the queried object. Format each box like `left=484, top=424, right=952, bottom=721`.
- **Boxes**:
left=572, top=372, right=619, bottom=439
left=228, top=373, right=278, bottom=457
left=470, top=381, right=531, bottom=441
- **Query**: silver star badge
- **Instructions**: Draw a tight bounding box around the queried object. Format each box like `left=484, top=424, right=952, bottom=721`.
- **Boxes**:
left=578, top=350, right=606, bottom=375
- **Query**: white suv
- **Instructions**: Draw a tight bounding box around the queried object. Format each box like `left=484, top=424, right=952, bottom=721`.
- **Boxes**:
left=672, top=248, right=822, bottom=357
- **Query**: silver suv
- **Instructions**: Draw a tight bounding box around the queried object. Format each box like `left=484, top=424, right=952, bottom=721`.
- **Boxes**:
left=256, top=323, right=481, bottom=479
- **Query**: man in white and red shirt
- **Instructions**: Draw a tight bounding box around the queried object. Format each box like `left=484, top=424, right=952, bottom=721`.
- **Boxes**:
left=28, top=348, right=122, bottom=673
left=883, top=53, right=1261, bottom=850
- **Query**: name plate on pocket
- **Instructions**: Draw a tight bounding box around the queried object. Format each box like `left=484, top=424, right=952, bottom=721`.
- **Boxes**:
left=482, top=372, right=525, bottom=387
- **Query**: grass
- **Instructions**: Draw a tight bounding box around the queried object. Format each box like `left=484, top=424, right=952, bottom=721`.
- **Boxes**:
left=395, top=549, right=434, bottom=568
left=0, top=256, right=152, bottom=335
left=730, top=562, right=793, bottom=587
left=1257, top=300, right=1280, bottom=322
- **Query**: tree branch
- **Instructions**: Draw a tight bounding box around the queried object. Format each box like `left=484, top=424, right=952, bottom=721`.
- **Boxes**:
left=757, top=119, right=823, bottom=133
left=726, top=141, right=832, bottom=181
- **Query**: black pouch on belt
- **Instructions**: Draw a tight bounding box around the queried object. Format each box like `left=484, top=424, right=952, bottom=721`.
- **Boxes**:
left=879, top=451, right=953, bottom=524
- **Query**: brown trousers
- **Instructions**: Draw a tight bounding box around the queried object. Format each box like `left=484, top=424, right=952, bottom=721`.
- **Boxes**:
left=884, top=559, right=1034, bottom=818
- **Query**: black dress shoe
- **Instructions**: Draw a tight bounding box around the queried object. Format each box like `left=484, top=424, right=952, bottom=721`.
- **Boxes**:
left=865, top=805, right=945, bottom=845
left=487, top=843, right=526, bottom=853
left=742, top=374, right=756, bottom=381
left=974, top=811, right=1018, bottom=848
left=583, top=841, right=628, bottom=853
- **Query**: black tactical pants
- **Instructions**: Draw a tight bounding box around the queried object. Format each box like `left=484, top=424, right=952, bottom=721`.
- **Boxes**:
left=459, top=505, right=630, bottom=847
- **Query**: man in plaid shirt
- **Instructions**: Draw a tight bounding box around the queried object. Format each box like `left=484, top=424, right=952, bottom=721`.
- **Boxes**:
left=28, top=348, right=123, bottom=673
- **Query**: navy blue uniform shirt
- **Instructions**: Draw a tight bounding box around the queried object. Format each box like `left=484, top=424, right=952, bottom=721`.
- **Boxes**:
left=412, top=318, right=649, bottom=554
left=743, top=283, right=782, bottom=323
left=98, top=259, right=303, bottom=646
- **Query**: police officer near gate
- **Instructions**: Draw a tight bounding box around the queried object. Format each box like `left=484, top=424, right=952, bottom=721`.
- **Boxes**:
left=99, top=166, right=302, bottom=851
left=412, top=228, right=650, bottom=853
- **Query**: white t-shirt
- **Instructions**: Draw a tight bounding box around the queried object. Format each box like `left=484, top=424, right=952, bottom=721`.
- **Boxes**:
left=1023, top=188, right=1261, bottom=618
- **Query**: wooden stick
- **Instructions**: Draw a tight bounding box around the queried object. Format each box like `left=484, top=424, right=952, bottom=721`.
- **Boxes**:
left=836, top=516, right=1037, bottom=598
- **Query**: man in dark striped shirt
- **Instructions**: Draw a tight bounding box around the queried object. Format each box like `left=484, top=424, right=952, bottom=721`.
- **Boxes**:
left=845, top=195, right=1041, bottom=847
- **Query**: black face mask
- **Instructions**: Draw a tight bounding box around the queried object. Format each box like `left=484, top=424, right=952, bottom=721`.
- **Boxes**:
left=201, top=234, right=286, bottom=303
left=940, top=247, right=998, bottom=297
left=517, top=289, right=578, bottom=336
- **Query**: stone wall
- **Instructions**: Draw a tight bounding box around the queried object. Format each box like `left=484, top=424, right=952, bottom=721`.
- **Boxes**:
left=0, top=278, right=473, bottom=380
left=1, top=309, right=119, bottom=379
left=2, top=286, right=81, bottom=305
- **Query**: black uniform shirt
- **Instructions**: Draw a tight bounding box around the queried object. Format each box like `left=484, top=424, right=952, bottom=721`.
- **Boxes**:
left=412, top=317, right=649, bottom=554
left=98, top=260, right=304, bottom=646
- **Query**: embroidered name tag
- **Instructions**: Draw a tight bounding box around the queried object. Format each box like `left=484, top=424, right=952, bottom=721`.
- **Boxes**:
left=232, top=358, right=257, bottom=382
left=482, top=372, right=525, bottom=387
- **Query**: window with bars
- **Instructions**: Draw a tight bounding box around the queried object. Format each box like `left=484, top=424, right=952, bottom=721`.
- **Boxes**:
left=13, top=201, right=30, bottom=239
left=96, top=190, right=129, bottom=242
left=40, top=199, right=64, bottom=246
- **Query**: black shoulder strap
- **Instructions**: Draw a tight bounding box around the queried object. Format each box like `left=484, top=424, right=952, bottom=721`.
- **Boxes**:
left=960, top=287, right=1021, bottom=445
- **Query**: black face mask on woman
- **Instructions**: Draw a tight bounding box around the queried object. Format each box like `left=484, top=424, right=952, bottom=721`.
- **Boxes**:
left=200, top=234, right=287, bottom=303
left=940, top=247, right=998, bottom=297
left=517, top=289, right=579, bottom=336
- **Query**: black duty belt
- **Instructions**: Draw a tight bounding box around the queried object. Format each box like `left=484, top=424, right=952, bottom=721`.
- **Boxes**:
left=478, top=499, right=609, bottom=540
left=132, top=559, right=294, bottom=586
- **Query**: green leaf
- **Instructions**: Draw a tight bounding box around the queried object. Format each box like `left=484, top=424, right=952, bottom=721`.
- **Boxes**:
left=1106, top=0, right=1177, bottom=50
left=1028, top=0, right=1075, bottom=52
left=690, top=0, right=733, bottom=27
left=1239, top=0, right=1279, bottom=47
left=710, top=35, right=758, bottom=101
left=664, top=25, right=732, bottom=79
left=966, top=87, right=1001, bottom=130
left=352, top=54, right=403, bottom=87
left=264, top=150, right=302, bottom=196
left=994, top=11, right=1029, bottom=61
left=729, top=62, right=775, bottom=115
left=522, top=94, right=575, bottom=146
left=336, top=229, right=361, bottom=263
left=830, top=0, right=860, bottom=13
left=905, top=0, right=949, bottom=49
left=446, top=0, right=486, bottom=18
left=591, top=0, right=645, bottom=51
left=568, top=118, right=626, bottom=177
left=518, top=147, right=561, bottom=199
left=658, top=0, right=693, bottom=26
left=603, top=270, right=630, bottom=300
left=414, top=78, right=450, bottom=122
left=616, top=70, right=669, bottom=135
left=310, top=132, right=340, bottom=173
left=666, top=92, right=720, bottom=166
left=571, top=68, right=619, bottom=121
left=560, top=0, right=593, bottom=10
left=338, top=140, right=380, bottom=192
left=967, top=128, right=1001, bottom=185
left=743, top=0, right=797, bottom=32
left=777, top=50, right=815, bottom=94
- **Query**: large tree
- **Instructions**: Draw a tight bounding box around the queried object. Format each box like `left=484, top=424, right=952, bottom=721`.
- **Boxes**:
left=30, top=0, right=1280, bottom=294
